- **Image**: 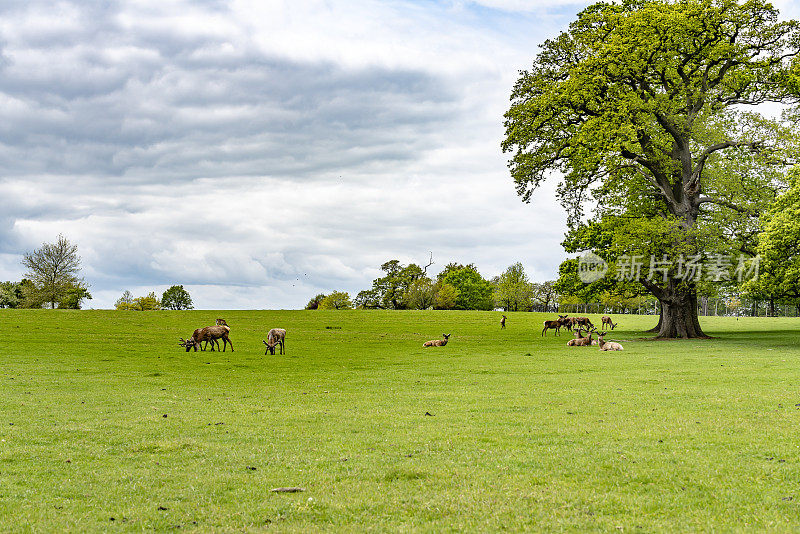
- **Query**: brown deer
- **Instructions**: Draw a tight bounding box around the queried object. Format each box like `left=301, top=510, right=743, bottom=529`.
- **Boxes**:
left=601, top=316, right=618, bottom=330
left=566, top=328, right=594, bottom=347
left=566, top=329, right=584, bottom=346
left=597, top=332, right=623, bottom=351
left=423, top=333, right=450, bottom=347
left=179, top=325, right=234, bottom=352
left=572, top=316, right=594, bottom=331
left=263, top=328, right=287, bottom=355
left=542, top=315, right=568, bottom=336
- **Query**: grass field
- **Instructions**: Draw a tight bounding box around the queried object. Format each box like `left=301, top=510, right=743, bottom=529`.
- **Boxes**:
left=2, top=310, right=800, bottom=532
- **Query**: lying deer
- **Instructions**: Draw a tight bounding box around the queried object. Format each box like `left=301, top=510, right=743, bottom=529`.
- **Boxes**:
left=566, top=329, right=594, bottom=347
left=597, top=332, right=623, bottom=351
left=423, top=333, right=450, bottom=347
left=601, top=316, right=618, bottom=330
left=263, top=328, right=286, bottom=355
left=542, top=314, right=568, bottom=336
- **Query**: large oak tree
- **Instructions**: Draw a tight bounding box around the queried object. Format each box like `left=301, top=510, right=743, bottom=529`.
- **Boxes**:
left=503, top=0, right=800, bottom=338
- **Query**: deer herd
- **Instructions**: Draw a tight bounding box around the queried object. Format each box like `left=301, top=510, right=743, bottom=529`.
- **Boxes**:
left=179, top=319, right=289, bottom=356
left=541, top=314, right=624, bottom=351
left=176, top=314, right=623, bottom=355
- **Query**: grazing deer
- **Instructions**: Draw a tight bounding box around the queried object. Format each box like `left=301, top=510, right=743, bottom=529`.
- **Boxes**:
left=179, top=325, right=234, bottom=352
left=542, top=315, right=568, bottom=336
left=597, top=332, right=623, bottom=351
left=423, top=333, right=450, bottom=347
left=572, top=317, right=594, bottom=331
left=500, top=315, right=507, bottom=329
left=601, top=316, right=618, bottom=330
left=263, top=328, right=287, bottom=355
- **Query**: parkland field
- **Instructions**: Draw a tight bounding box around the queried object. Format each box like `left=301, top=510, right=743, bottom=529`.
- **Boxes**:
left=2, top=310, right=800, bottom=532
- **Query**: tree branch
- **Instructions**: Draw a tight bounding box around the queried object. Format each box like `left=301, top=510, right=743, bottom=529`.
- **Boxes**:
left=693, top=140, right=763, bottom=177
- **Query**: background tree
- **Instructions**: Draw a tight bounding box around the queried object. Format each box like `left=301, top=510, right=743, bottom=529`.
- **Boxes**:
left=57, top=282, right=92, bottom=309
left=162, top=285, right=194, bottom=310
left=437, top=263, right=494, bottom=311
left=0, top=281, right=24, bottom=308
left=433, top=282, right=459, bottom=310
left=305, top=293, right=326, bottom=310
left=115, top=290, right=134, bottom=310
left=492, top=262, right=534, bottom=311
left=746, top=168, right=800, bottom=304
left=503, top=0, right=800, bottom=337
left=130, top=292, right=161, bottom=311
left=318, top=291, right=353, bottom=310
left=366, top=260, right=426, bottom=309
left=405, top=277, right=436, bottom=310
left=530, top=281, right=558, bottom=312
left=354, top=289, right=380, bottom=309
left=22, top=234, right=86, bottom=309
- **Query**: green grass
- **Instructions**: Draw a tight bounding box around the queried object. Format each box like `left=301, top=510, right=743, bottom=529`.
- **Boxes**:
left=1, top=310, right=800, bottom=532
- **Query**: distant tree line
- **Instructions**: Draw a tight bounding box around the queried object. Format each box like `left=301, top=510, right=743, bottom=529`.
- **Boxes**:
left=115, top=285, right=193, bottom=311
left=306, top=259, right=560, bottom=312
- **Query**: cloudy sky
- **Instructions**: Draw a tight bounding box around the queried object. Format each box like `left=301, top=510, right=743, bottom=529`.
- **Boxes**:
left=2, top=0, right=798, bottom=309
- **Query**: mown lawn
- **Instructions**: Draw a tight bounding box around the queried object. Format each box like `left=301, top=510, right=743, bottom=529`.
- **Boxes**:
left=1, top=309, right=800, bottom=532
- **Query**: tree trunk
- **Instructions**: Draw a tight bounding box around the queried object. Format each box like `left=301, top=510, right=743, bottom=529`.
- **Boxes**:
left=643, top=279, right=707, bottom=338
left=646, top=301, right=663, bottom=333
left=769, top=299, right=775, bottom=317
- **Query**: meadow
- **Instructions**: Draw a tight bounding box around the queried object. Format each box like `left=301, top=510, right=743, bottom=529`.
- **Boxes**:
left=1, top=309, right=800, bottom=532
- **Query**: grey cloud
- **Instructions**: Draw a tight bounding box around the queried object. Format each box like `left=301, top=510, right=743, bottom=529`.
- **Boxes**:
left=0, top=4, right=459, bottom=183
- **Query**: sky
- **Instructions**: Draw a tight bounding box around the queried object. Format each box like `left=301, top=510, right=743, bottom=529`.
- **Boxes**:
left=2, top=0, right=799, bottom=310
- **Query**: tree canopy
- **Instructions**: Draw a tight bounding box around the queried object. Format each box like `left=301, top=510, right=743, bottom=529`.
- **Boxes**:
left=748, top=168, right=800, bottom=300
left=162, top=285, right=194, bottom=310
left=503, top=0, right=800, bottom=337
left=318, top=291, right=353, bottom=310
left=21, top=235, right=89, bottom=309
left=492, top=262, right=534, bottom=311
left=437, top=263, right=494, bottom=311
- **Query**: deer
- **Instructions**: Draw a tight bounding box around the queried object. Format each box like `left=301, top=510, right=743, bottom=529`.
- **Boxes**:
left=566, top=328, right=594, bottom=347
left=597, top=332, right=623, bottom=351
left=572, top=316, right=594, bottom=331
left=201, top=318, right=230, bottom=350
left=566, top=329, right=585, bottom=346
left=423, top=333, right=450, bottom=347
left=262, top=328, right=286, bottom=355
left=179, top=324, right=233, bottom=352
left=500, top=315, right=507, bottom=329
left=601, top=316, right=618, bottom=330
left=542, top=315, right=568, bottom=336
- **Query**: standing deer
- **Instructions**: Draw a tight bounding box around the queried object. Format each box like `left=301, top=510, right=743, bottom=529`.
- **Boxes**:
left=601, top=316, right=618, bottom=330
left=263, top=328, right=287, bottom=355
left=542, top=315, right=568, bottom=336
left=179, top=324, right=233, bottom=352
left=423, top=333, right=450, bottom=347
left=597, top=332, right=623, bottom=351
left=500, top=315, right=507, bottom=329
left=572, top=317, right=594, bottom=331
